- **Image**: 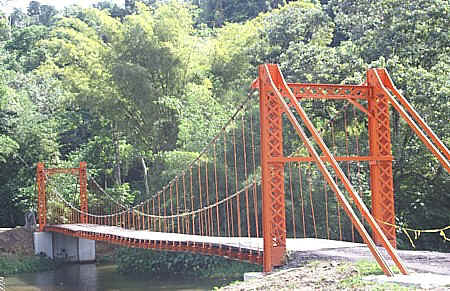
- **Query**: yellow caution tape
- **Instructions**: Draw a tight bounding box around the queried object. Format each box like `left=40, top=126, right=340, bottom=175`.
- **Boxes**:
left=376, top=219, right=450, bottom=248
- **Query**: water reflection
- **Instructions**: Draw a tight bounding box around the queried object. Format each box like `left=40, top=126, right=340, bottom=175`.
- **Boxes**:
left=7, top=264, right=220, bottom=291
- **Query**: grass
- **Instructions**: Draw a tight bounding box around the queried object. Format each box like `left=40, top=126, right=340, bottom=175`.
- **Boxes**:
left=339, top=260, right=411, bottom=290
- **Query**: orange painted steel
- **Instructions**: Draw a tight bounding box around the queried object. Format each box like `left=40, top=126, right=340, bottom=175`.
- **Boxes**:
left=366, top=69, right=396, bottom=247
left=79, top=162, right=88, bottom=224
left=259, top=64, right=287, bottom=272
left=287, top=83, right=370, bottom=100
left=36, top=162, right=88, bottom=231
left=257, top=64, right=409, bottom=275
left=269, top=156, right=393, bottom=163
left=375, top=69, right=450, bottom=173
left=37, top=163, right=46, bottom=232
left=45, top=225, right=263, bottom=265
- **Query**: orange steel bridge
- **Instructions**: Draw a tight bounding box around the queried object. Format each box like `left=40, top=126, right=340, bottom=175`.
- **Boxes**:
left=36, top=64, right=450, bottom=276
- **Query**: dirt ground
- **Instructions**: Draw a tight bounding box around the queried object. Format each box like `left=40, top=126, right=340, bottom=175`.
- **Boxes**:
left=218, top=260, right=450, bottom=291
left=220, top=261, right=361, bottom=291
left=285, top=245, right=450, bottom=276
left=0, top=227, right=34, bottom=256
left=219, top=245, right=450, bottom=291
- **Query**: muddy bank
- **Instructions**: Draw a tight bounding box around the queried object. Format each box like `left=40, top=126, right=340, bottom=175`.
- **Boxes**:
left=0, top=227, right=34, bottom=256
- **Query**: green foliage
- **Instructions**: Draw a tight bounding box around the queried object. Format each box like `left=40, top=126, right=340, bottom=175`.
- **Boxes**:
left=115, top=247, right=261, bottom=278
left=178, top=80, right=230, bottom=151
left=0, top=254, right=55, bottom=276
left=352, top=260, right=400, bottom=276
left=101, top=183, right=137, bottom=206
left=5, top=25, right=50, bottom=72
left=338, top=260, right=406, bottom=290
left=0, top=135, right=19, bottom=163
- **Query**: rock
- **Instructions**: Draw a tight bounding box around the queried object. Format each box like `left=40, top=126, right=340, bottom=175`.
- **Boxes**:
left=24, top=211, right=37, bottom=231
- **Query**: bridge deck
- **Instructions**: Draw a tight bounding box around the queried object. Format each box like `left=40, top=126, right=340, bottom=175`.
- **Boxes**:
left=46, top=224, right=363, bottom=253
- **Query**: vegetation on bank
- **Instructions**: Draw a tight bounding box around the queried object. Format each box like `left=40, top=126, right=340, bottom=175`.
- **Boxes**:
left=0, top=253, right=55, bottom=276
left=115, top=247, right=261, bottom=279
left=338, top=260, right=404, bottom=290
left=218, top=260, right=411, bottom=291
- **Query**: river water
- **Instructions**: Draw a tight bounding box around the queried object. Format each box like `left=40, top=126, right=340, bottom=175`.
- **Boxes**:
left=6, top=264, right=228, bottom=290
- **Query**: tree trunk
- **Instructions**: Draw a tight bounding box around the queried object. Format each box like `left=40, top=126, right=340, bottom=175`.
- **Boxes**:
left=140, top=156, right=150, bottom=197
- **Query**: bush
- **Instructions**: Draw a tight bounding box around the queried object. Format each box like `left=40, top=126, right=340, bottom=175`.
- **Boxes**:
left=115, top=248, right=261, bottom=278
left=0, top=253, right=56, bottom=276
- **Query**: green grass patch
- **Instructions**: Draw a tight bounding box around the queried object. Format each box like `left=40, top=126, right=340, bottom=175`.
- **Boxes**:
left=339, top=260, right=408, bottom=290
left=353, top=260, right=401, bottom=276
left=0, top=253, right=56, bottom=276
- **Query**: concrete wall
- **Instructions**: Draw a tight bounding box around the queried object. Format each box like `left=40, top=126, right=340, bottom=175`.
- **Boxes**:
left=33, top=232, right=53, bottom=259
left=34, top=232, right=95, bottom=263
left=78, top=238, right=95, bottom=262
left=53, top=233, right=79, bottom=261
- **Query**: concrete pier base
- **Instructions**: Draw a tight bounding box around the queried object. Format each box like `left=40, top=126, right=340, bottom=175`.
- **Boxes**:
left=33, top=232, right=53, bottom=259
left=33, top=232, right=95, bottom=263
left=244, top=272, right=264, bottom=281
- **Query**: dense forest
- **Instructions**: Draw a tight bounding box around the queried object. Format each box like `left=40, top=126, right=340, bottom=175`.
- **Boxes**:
left=0, top=0, right=448, bottom=251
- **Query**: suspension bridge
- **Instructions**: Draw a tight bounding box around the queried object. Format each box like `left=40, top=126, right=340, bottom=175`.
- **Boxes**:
left=34, top=64, right=450, bottom=276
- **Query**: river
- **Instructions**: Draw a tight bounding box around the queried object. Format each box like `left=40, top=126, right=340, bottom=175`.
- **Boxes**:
left=5, top=263, right=230, bottom=290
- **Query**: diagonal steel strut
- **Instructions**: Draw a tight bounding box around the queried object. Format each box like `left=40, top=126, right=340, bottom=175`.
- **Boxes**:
left=262, top=64, right=409, bottom=276
left=373, top=69, right=450, bottom=173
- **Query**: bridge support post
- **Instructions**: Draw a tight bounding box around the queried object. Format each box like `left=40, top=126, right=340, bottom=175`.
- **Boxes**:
left=37, top=162, right=46, bottom=232
left=259, top=64, right=287, bottom=272
left=79, top=162, right=88, bottom=224
left=367, top=70, right=396, bottom=248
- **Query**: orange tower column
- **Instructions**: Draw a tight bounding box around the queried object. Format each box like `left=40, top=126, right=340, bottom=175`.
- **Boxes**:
left=259, top=64, right=287, bottom=272
left=367, top=69, right=396, bottom=247
left=79, top=162, right=88, bottom=223
left=37, top=162, right=47, bottom=232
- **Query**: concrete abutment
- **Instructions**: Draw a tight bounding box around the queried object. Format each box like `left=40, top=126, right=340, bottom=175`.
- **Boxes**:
left=33, top=232, right=95, bottom=263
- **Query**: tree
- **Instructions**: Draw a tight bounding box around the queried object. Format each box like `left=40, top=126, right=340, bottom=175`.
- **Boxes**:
left=37, top=9, right=127, bottom=183
left=9, top=8, right=30, bottom=28
left=39, top=5, right=58, bottom=26
left=5, top=23, right=50, bottom=72
left=27, top=1, right=41, bottom=17
left=195, top=0, right=292, bottom=27
left=93, top=1, right=128, bottom=19
left=329, top=0, right=449, bottom=68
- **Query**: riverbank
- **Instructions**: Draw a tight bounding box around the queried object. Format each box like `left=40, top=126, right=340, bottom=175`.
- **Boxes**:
left=0, top=227, right=56, bottom=276
left=217, top=260, right=449, bottom=290
left=0, top=253, right=55, bottom=276
left=0, top=227, right=259, bottom=282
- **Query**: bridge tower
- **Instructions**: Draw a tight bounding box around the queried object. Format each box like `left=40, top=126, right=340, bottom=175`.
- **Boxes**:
left=258, top=64, right=397, bottom=272
left=259, top=65, right=288, bottom=271
left=36, top=162, right=88, bottom=231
